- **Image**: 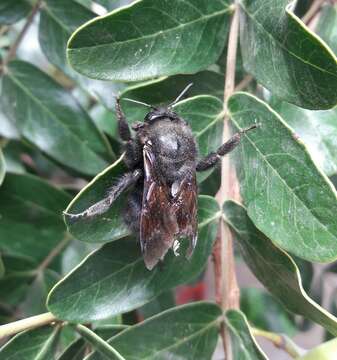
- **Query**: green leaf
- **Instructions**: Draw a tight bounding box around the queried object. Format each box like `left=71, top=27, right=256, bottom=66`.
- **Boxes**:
left=94, top=325, right=129, bottom=340
left=228, top=92, right=337, bottom=263
left=0, top=254, right=4, bottom=278
left=67, top=0, right=231, bottom=81
left=240, top=288, right=296, bottom=336
left=225, top=310, right=267, bottom=360
left=19, top=270, right=60, bottom=317
left=1, top=60, right=113, bottom=176
left=39, top=0, right=120, bottom=109
left=76, top=324, right=126, bottom=360
left=271, top=98, right=337, bottom=177
left=0, top=325, right=60, bottom=360
left=120, top=71, right=224, bottom=123
left=48, top=196, right=220, bottom=322
left=65, top=95, right=223, bottom=243
left=239, top=0, right=337, bottom=109
left=139, top=290, right=175, bottom=319
left=0, top=110, right=19, bottom=140
left=86, top=302, right=222, bottom=360
left=0, top=0, right=31, bottom=25
left=64, top=156, right=130, bottom=243
left=0, top=148, right=5, bottom=186
left=0, top=173, right=71, bottom=261
left=223, top=200, right=337, bottom=336
left=316, top=4, right=337, bottom=55
left=57, top=339, right=86, bottom=360
left=297, top=338, right=337, bottom=360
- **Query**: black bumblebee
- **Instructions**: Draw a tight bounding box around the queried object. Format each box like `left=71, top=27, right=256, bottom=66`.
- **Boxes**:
left=65, top=84, right=257, bottom=270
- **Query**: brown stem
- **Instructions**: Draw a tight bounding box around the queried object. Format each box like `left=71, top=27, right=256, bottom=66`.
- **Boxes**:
left=213, top=3, right=241, bottom=360
left=36, top=233, right=72, bottom=273
left=234, top=74, right=254, bottom=92
left=302, top=0, right=326, bottom=25
left=1, top=0, right=42, bottom=71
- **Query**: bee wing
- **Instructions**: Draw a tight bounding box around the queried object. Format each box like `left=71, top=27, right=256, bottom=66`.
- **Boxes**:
left=172, top=173, right=198, bottom=258
left=140, top=143, right=179, bottom=270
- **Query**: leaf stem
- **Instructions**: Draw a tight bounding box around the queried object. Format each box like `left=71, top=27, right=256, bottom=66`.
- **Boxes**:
left=234, top=74, right=254, bottom=92
left=213, top=2, right=241, bottom=360
left=0, top=312, right=57, bottom=340
left=1, top=0, right=42, bottom=72
left=302, top=0, right=326, bottom=25
left=36, top=233, right=72, bottom=273
left=74, top=324, right=126, bottom=360
left=252, top=328, right=306, bottom=358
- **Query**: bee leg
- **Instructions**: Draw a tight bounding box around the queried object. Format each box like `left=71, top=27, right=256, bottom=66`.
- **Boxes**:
left=196, top=124, right=258, bottom=171
left=116, top=97, right=132, bottom=141
left=64, top=169, right=142, bottom=223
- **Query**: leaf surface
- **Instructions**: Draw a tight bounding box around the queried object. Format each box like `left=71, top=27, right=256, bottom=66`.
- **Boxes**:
left=0, top=173, right=70, bottom=261
left=228, top=92, right=337, bottom=263
left=67, top=0, right=231, bottom=81
left=316, top=4, right=337, bottom=55
left=223, top=200, right=337, bottom=336
left=271, top=98, right=337, bottom=177
left=0, top=0, right=30, bottom=24
left=239, top=0, right=337, bottom=109
left=0, top=326, right=60, bottom=360
left=1, top=60, right=112, bottom=176
left=48, top=196, right=220, bottom=321
left=86, top=302, right=222, bottom=360
left=225, top=310, right=267, bottom=360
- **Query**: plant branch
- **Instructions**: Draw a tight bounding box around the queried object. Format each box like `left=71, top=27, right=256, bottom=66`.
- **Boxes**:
left=36, top=233, right=72, bottom=273
left=302, top=0, right=326, bottom=25
left=1, top=0, right=42, bottom=71
left=234, top=74, right=254, bottom=92
left=213, top=2, right=241, bottom=360
left=0, top=312, right=57, bottom=340
left=252, top=328, right=306, bottom=358
left=75, top=324, right=126, bottom=360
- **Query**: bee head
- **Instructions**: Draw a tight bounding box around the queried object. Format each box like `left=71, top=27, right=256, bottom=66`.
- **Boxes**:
left=144, top=107, right=178, bottom=123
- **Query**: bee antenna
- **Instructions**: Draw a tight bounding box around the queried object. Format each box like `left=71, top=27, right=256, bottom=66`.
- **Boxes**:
left=169, top=83, right=193, bottom=107
left=123, top=98, right=153, bottom=108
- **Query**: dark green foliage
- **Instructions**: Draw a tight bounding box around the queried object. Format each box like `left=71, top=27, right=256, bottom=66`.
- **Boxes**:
left=0, top=0, right=337, bottom=359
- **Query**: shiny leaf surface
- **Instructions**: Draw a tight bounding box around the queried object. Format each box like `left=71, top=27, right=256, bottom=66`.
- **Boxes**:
left=48, top=196, right=220, bottom=322
left=67, top=0, right=231, bottom=81
left=0, top=173, right=70, bottom=261
left=271, top=98, right=337, bottom=177
left=316, top=4, right=337, bottom=55
left=239, top=0, right=337, bottom=109
left=1, top=60, right=112, bottom=176
left=225, top=310, right=267, bottom=360
left=228, top=92, right=337, bottom=263
left=0, top=326, right=60, bottom=359
left=86, top=302, right=222, bottom=360
left=223, top=200, right=337, bottom=336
